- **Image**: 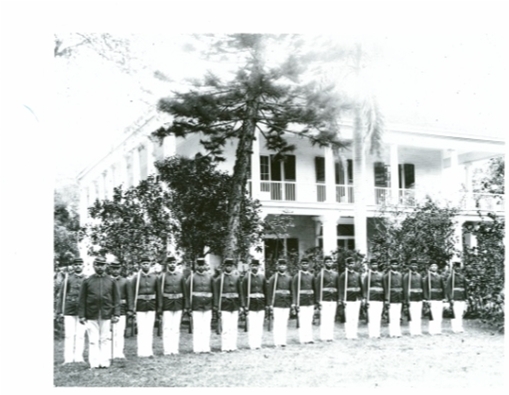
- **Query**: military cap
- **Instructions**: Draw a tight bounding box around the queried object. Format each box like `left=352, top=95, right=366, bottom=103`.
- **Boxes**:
left=73, top=257, right=84, bottom=264
left=409, top=258, right=418, bottom=265
left=109, top=257, right=122, bottom=268
left=323, top=255, right=333, bottom=261
left=369, top=257, right=378, bottom=264
left=223, top=258, right=235, bottom=265
left=250, top=259, right=260, bottom=266
left=94, top=256, right=107, bottom=265
left=196, top=258, right=206, bottom=265
left=345, top=257, right=355, bottom=264
left=452, top=261, right=462, bottom=268
left=277, top=259, right=287, bottom=265
left=165, top=255, right=177, bottom=264
left=300, top=258, right=309, bottom=264
left=390, top=258, right=399, bottom=264
left=140, top=255, right=151, bottom=263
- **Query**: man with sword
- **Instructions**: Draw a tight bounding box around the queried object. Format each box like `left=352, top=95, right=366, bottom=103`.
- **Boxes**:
left=242, top=259, right=267, bottom=350
left=314, top=255, right=338, bottom=342
left=363, top=258, right=385, bottom=338
left=292, top=258, right=315, bottom=344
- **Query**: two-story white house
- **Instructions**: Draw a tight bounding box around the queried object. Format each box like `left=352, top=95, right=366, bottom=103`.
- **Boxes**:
left=77, top=111, right=505, bottom=270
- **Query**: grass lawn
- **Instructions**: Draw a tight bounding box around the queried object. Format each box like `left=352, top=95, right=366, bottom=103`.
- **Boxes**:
left=54, top=317, right=504, bottom=388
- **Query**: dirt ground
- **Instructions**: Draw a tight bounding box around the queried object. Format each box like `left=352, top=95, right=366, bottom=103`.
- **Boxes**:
left=53, top=318, right=504, bottom=388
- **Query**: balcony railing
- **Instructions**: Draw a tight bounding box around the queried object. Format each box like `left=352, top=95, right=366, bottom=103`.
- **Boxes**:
left=336, top=185, right=354, bottom=203
left=260, top=181, right=296, bottom=201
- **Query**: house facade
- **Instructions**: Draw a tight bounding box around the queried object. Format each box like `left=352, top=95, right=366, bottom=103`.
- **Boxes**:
left=77, top=114, right=505, bottom=270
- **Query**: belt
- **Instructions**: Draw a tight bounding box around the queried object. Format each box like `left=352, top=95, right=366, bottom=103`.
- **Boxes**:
left=247, top=293, right=265, bottom=298
left=163, top=293, right=183, bottom=299
left=120, top=299, right=127, bottom=304
left=431, top=288, right=442, bottom=292
left=275, top=290, right=290, bottom=295
left=453, top=287, right=465, bottom=291
left=221, top=293, right=239, bottom=298
left=322, top=287, right=337, bottom=293
left=347, top=287, right=361, bottom=292
left=369, top=287, right=383, bottom=291
left=137, top=294, right=156, bottom=300
left=409, top=289, right=423, bottom=293
left=192, top=292, right=212, bottom=297
left=299, top=289, right=314, bottom=294
left=391, top=287, right=402, bottom=291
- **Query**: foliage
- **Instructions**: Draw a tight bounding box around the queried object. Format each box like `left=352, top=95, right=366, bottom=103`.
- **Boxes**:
left=156, top=154, right=263, bottom=265
left=473, top=156, right=504, bottom=195
left=82, top=175, right=172, bottom=268
left=463, top=212, right=505, bottom=332
left=370, top=197, right=460, bottom=271
left=154, top=34, right=351, bottom=258
left=54, top=188, right=80, bottom=267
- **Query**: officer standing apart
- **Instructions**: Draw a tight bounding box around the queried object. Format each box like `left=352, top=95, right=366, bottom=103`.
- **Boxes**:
left=186, top=258, right=214, bottom=353
left=363, top=258, right=385, bottom=338
left=109, top=257, right=133, bottom=359
left=157, top=256, right=186, bottom=355
left=242, top=259, right=267, bottom=350
left=338, top=257, right=363, bottom=339
left=78, top=257, right=120, bottom=369
left=446, top=261, right=467, bottom=333
left=56, top=257, right=87, bottom=364
left=383, top=259, right=404, bottom=337
left=403, top=259, right=425, bottom=336
left=267, top=259, right=293, bottom=348
left=424, top=262, right=446, bottom=335
left=314, top=256, right=338, bottom=342
left=130, top=255, right=159, bottom=357
left=214, top=258, right=243, bottom=352
left=292, top=258, right=315, bottom=344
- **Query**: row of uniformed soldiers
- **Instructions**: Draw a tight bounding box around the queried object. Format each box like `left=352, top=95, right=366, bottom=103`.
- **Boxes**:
left=56, top=254, right=468, bottom=368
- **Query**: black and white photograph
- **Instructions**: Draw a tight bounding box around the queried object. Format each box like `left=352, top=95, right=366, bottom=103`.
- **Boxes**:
left=0, top=0, right=506, bottom=391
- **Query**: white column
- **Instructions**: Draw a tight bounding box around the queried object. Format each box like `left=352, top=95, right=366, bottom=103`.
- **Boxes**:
left=390, top=144, right=399, bottom=205
left=163, top=135, right=177, bottom=158
left=319, top=215, right=338, bottom=256
left=325, top=147, right=336, bottom=203
left=251, top=130, right=261, bottom=199
left=123, top=153, right=131, bottom=188
left=132, top=148, right=140, bottom=187
left=147, top=138, right=157, bottom=176
left=464, top=163, right=474, bottom=209
left=454, top=219, right=464, bottom=260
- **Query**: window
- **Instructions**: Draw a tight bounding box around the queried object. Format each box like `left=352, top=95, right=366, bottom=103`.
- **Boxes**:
left=374, top=161, right=389, bottom=187
left=399, top=163, right=415, bottom=189
left=315, top=157, right=325, bottom=182
left=260, top=156, right=270, bottom=181
left=317, top=223, right=355, bottom=251
left=264, top=238, right=299, bottom=262
left=336, top=159, right=353, bottom=185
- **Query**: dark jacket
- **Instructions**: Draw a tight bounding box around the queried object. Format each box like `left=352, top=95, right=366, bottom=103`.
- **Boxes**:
left=158, top=271, right=187, bottom=313
left=314, top=268, right=339, bottom=303
left=111, top=275, right=133, bottom=315
left=383, top=271, right=404, bottom=303
left=214, top=272, right=243, bottom=312
left=292, top=271, right=315, bottom=306
left=267, top=272, right=292, bottom=308
left=57, top=273, right=86, bottom=316
left=78, top=273, right=120, bottom=320
left=403, top=270, right=425, bottom=303
left=445, top=270, right=467, bottom=301
left=338, top=270, right=363, bottom=302
left=363, top=270, right=384, bottom=302
left=130, top=271, right=159, bottom=312
left=242, top=271, right=267, bottom=311
left=423, top=271, right=445, bottom=301
left=186, top=271, right=214, bottom=311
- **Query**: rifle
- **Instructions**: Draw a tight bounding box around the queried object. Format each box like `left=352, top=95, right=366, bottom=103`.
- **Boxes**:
left=343, top=269, right=348, bottom=323
left=59, top=272, right=69, bottom=338
left=407, top=270, right=412, bottom=321
left=216, top=273, right=223, bottom=335
left=428, top=271, right=434, bottom=321
left=296, top=270, right=301, bottom=328
left=268, top=272, right=278, bottom=331
left=158, top=272, right=166, bottom=338
left=387, top=270, right=391, bottom=324
left=317, top=269, right=324, bottom=326
left=132, top=270, right=141, bottom=337
left=188, top=272, right=193, bottom=334
left=111, top=320, right=115, bottom=362
left=365, top=269, right=371, bottom=324
left=450, top=269, right=456, bottom=319
left=245, top=271, right=250, bottom=333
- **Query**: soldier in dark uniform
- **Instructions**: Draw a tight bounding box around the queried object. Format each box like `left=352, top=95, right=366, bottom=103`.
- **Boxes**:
left=363, top=258, right=385, bottom=338
left=56, top=257, right=87, bottom=364
left=423, top=262, right=446, bottom=335
left=383, top=258, right=403, bottom=337
left=338, top=257, right=363, bottom=339
left=292, top=258, right=315, bottom=344
left=186, top=257, right=214, bottom=353
left=314, top=255, right=338, bottom=342
left=446, top=261, right=467, bottom=333
left=403, top=259, right=424, bottom=336
left=242, top=259, right=267, bottom=349
left=78, top=257, right=120, bottom=369
left=157, top=255, right=186, bottom=355
left=214, top=258, right=243, bottom=352
left=109, top=257, right=133, bottom=359
left=267, top=259, right=293, bottom=347
left=130, top=255, right=159, bottom=357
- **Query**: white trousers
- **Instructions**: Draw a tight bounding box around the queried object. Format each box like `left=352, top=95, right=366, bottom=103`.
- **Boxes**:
left=247, top=310, right=265, bottom=349
left=64, top=315, right=86, bottom=363
left=429, top=301, right=443, bottom=335
left=136, top=311, right=155, bottom=357
left=111, top=315, right=126, bottom=358
left=344, top=301, right=361, bottom=339
left=319, top=301, right=337, bottom=341
left=408, top=301, right=423, bottom=336
left=298, top=306, right=314, bottom=343
left=192, top=311, right=212, bottom=353
left=86, top=319, right=112, bottom=368
left=273, top=308, right=290, bottom=346
left=388, top=303, right=402, bottom=337
left=221, top=311, right=238, bottom=351
left=367, top=301, right=384, bottom=338
left=451, top=301, right=466, bottom=333
left=162, top=310, right=182, bottom=355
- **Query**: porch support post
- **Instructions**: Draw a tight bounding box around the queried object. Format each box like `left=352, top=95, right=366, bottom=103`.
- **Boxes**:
left=390, top=144, right=399, bottom=205
left=325, top=146, right=336, bottom=203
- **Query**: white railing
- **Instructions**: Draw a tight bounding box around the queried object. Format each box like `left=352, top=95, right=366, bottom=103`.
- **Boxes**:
left=336, top=185, right=354, bottom=203
left=260, top=181, right=296, bottom=201
left=317, top=184, right=326, bottom=202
